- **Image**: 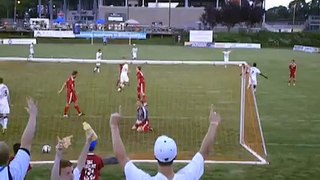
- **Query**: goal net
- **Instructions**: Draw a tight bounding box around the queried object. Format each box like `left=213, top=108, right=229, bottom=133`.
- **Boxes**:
left=0, top=57, right=267, bottom=165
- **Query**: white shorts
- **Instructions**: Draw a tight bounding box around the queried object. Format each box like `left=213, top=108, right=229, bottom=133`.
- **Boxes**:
left=0, top=103, right=10, bottom=115
left=96, top=63, right=101, bottom=66
left=30, top=50, right=34, bottom=54
left=132, top=53, right=137, bottom=59
left=120, top=73, right=129, bottom=83
left=248, top=79, right=257, bottom=86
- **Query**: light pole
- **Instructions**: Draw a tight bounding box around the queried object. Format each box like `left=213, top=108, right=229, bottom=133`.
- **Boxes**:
left=14, top=0, right=17, bottom=23
left=293, top=3, right=296, bottom=25
left=169, top=0, right=171, bottom=27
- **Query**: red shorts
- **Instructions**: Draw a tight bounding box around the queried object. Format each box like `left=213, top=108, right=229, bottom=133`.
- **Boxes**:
left=290, top=72, right=296, bottom=78
left=67, top=92, right=77, bottom=104
left=137, top=120, right=152, bottom=132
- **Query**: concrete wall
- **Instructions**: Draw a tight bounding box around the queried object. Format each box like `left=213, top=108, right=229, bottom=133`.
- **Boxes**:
left=98, top=6, right=204, bottom=28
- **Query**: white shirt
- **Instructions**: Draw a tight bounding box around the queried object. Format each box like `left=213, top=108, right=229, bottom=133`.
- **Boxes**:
left=0, top=149, right=31, bottom=180
left=223, top=50, right=231, bottom=61
left=96, top=52, right=102, bottom=61
left=124, top=152, right=204, bottom=180
left=122, top=64, right=129, bottom=74
left=73, top=167, right=81, bottom=180
left=132, top=47, right=138, bottom=54
left=29, top=44, right=34, bottom=52
left=249, top=67, right=261, bottom=84
left=0, top=84, right=9, bottom=103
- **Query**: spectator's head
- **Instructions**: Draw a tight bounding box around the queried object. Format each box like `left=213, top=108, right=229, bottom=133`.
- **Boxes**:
left=59, top=159, right=74, bottom=180
left=0, top=142, right=10, bottom=166
left=0, top=77, right=3, bottom=84
left=253, top=63, right=257, bottom=67
left=89, top=140, right=97, bottom=152
left=154, top=135, right=177, bottom=166
left=71, top=70, right=78, bottom=79
left=136, top=66, right=141, bottom=73
left=13, top=143, right=21, bottom=155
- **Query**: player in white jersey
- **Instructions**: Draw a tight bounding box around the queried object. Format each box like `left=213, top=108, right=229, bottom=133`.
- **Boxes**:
left=0, top=77, right=10, bottom=134
left=94, top=49, right=102, bottom=73
left=29, top=43, right=34, bottom=59
left=222, top=48, right=231, bottom=68
left=118, top=62, right=129, bottom=92
left=131, top=44, right=138, bottom=60
left=247, top=63, right=268, bottom=92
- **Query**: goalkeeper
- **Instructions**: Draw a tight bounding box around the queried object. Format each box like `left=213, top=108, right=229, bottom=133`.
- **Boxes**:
left=131, top=101, right=152, bottom=132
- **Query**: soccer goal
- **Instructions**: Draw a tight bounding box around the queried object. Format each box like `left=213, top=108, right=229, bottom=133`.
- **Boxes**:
left=0, top=57, right=268, bottom=165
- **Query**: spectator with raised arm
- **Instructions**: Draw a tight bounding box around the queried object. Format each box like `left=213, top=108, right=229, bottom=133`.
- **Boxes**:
left=110, top=105, right=221, bottom=180
left=0, top=97, right=38, bottom=179
left=50, top=132, right=94, bottom=180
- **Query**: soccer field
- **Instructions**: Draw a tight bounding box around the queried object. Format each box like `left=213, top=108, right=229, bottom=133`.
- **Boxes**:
left=1, top=44, right=320, bottom=179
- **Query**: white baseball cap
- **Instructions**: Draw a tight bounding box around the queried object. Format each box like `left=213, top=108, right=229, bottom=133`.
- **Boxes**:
left=154, top=135, right=177, bottom=163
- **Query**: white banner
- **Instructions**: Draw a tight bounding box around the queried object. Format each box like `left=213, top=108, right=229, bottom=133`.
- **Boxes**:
left=213, top=42, right=261, bottom=49
left=189, top=30, right=213, bottom=43
left=293, top=45, right=320, bottom=53
left=34, top=30, right=75, bottom=38
left=2, top=39, right=37, bottom=45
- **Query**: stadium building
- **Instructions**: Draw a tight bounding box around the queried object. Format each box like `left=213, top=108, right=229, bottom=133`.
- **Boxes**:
left=65, top=0, right=263, bottom=28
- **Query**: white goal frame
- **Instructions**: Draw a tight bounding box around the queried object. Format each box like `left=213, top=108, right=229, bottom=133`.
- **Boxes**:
left=0, top=57, right=268, bottom=165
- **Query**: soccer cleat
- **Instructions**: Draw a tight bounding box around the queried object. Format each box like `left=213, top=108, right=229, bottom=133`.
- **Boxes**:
left=131, top=125, right=137, bottom=130
left=78, top=112, right=85, bottom=117
left=63, top=114, right=69, bottom=118
left=293, top=83, right=296, bottom=86
left=288, top=83, right=291, bottom=86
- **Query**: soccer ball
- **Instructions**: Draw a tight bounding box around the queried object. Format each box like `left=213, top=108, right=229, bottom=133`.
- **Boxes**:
left=42, top=144, right=51, bottom=153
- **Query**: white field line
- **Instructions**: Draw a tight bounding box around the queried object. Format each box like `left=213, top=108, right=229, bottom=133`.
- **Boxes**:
left=30, top=160, right=267, bottom=165
left=0, top=57, right=247, bottom=66
left=240, top=143, right=268, bottom=164
left=267, top=143, right=320, bottom=148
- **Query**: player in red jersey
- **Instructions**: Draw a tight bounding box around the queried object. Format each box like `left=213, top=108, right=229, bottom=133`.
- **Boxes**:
left=80, top=141, right=104, bottom=180
left=58, top=71, right=84, bottom=117
left=136, top=66, right=147, bottom=104
left=288, top=59, right=297, bottom=86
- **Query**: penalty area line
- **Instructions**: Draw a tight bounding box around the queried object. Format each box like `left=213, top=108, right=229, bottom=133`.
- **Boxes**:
left=30, top=160, right=267, bottom=165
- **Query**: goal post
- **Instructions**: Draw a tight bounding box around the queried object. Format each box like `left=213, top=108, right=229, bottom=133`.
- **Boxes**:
left=0, top=57, right=268, bottom=165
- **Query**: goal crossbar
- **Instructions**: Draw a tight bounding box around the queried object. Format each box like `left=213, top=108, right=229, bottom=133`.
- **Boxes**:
left=0, top=57, right=268, bottom=165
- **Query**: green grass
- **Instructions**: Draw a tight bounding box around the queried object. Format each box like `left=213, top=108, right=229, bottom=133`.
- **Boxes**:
left=1, top=44, right=320, bottom=179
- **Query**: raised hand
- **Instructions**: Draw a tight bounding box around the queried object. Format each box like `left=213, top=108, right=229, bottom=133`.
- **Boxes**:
left=25, top=97, right=38, bottom=117
left=209, top=104, right=221, bottom=126
left=109, top=105, right=122, bottom=127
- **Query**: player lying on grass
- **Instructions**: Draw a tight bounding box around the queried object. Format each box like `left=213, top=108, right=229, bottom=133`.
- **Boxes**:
left=58, top=70, right=85, bottom=118
left=110, top=105, right=221, bottom=180
left=131, top=101, right=153, bottom=132
left=50, top=132, right=94, bottom=180
left=0, top=77, right=10, bottom=134
left=118, top=61, right=130, bottom=92
left=0, top=97, right=38, bottom=179
left=288, top=59, right=297, bottom=86
left=247, top=62, right=268, bottom=92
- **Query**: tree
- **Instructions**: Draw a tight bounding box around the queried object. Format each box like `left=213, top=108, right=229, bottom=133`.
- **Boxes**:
left=248, top=6, right=265, bottom=26
left=200, top=6, right=222, bottom=29
left=266, top=6, right=290, bottom=21
left=288, top=0, right=309, bottom=21
left=221, top=4, right=242, bottom=31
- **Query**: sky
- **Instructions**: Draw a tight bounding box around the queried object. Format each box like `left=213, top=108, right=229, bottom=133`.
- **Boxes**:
left=265, top=0, right=312, bottom=10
